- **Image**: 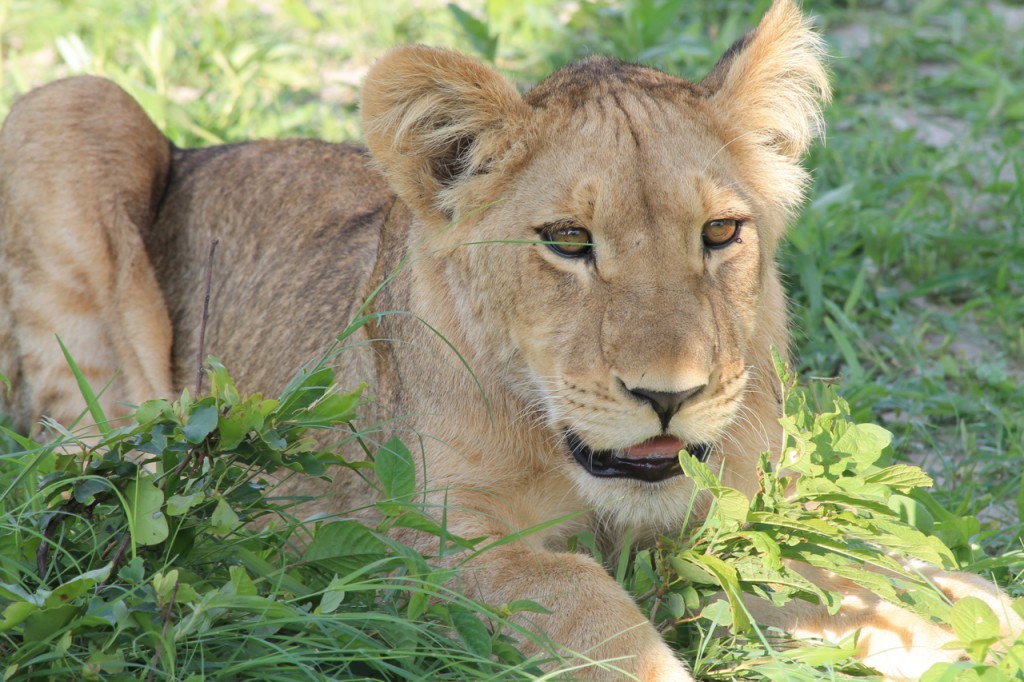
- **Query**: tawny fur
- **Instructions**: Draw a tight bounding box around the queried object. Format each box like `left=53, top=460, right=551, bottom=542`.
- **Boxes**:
left=0, top=1, right=1018, bottom=679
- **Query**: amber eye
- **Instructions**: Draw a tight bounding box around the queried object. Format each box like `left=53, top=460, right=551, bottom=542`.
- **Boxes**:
left=701, top=219, right=742, bottom=249
left=538, top=222, right=593, bottom=258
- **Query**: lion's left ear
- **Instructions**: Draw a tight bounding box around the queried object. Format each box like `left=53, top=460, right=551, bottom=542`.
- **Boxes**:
left=361, top=46, right=532, bottom=223
left=702, top=0, right=831, bottom=164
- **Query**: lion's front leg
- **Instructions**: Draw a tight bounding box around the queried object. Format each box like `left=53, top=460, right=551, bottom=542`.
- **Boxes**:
left=742, top=562, right=1022, bottom=681
left=461, top=544, right=693, bottom=681
left=0, top=76, right=174, bottom=434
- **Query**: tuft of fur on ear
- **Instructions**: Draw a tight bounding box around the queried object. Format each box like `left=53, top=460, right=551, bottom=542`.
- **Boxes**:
left=702, top=0, right=830, bottom=212
left=361, top=46, right=532, bottom=222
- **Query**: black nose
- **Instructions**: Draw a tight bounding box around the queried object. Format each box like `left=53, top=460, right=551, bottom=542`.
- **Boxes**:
left=627, top=384, right=705, bottom=429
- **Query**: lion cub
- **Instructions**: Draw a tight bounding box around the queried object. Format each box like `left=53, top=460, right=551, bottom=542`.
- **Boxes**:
left=1, top=0, right=1019, bottom=679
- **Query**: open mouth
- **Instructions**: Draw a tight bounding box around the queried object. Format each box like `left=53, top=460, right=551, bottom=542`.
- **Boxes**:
left=566, top=431, right=711, bottom=482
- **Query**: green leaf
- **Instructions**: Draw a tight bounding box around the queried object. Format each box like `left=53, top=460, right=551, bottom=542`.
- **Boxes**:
left=667, top=592, right=686, bottom=619
left=207, top=356, right=241, bottom=405
left=276, top=366, right=335, bottom=419
left=124, top=474, right=168, bottom=546
left=211, top=497, right=240, bottom=534
left=950, top=596, right=1001, bottom=645
left=217, top=402, right=265, bottom=450
left=166, top=491, right=206, bottom=516
left=228, top=565, right=257, bottom=596
left=183, top=403, right=218, bottom=443
left=298, top=385, right=362, bottom=425
left=43, top=565, right=111, bottom=609
left=678, top=451, right=720, bottom=490
left=684, top=552, right=749, bottom=632
left=376, top=437, right=416, bottom=502
left=919, top=663, right=975, bottom=682
left=135, top=399, right=175, bottom=425
left=447, top=4, right=498, bottom=61
left=72, top=477, right=110, bottom=504
left=729, top=531, right=784, bottom=571
left=0, top=583, right=40, bottom=605
left=318, top=576, right=347, bottom=615
left=832, top=422, right=892, bottom=466
left=118, top=556, right=145, bottom=584
left=866, top=465, right=934, bottom=490
left=0, top=422, right=38, bottom=451
left=888, top=494, right=936, bottom=534
left=56, top=335, right=109, bottom=435
left=304, top=520, right=387, bottom=574
left=388, top=510, right=443, bottom=536
left=668, top=554, right=721, bottom=585
left=699, top=599, right=732, bottom=627
left=783, top=640, right=860, bottom=666
left=449, top=603, right=492, bottom=658
left=23, top=603, right=77, bottom=642
left=711, top=486, right=750, bottom=526
left=152, top=569, right=179, bottom=601
left=407, top=590, right=429, bottom=620
left=503, top=599, right=552, bottom=615
left=0, top=602, right=37, bottom=632
left=234, top=548, right=312, bottom=598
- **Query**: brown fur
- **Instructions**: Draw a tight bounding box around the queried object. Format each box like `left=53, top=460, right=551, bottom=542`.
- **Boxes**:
left=0, top=2, right=1018, bottom=679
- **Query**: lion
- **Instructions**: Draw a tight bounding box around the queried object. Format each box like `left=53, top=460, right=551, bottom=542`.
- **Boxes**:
left=0, top=1, right=1019, bottom=679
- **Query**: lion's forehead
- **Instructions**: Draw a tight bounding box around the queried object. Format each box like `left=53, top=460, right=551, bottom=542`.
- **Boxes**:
left=520, top=103, right=745, bottom=227
left=506, top=152, right=754, bottom=241
left=525, top=56, right=707, bottom=108
left=535, top=89, right=720, bottom=151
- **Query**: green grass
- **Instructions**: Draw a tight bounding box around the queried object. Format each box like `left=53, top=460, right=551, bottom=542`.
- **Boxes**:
left=790, top=1, right=1024, bottom=554
left=2, top=0, right=1023, bottom=679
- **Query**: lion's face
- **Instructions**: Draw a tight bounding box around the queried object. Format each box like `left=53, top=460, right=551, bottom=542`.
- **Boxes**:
left=445, top=71, right=785, bottom=525
left=362, top=13, right=828, bottom=528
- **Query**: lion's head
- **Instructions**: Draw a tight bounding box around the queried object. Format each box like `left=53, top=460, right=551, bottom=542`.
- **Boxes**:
left=361, top=0, right=829, bottom=532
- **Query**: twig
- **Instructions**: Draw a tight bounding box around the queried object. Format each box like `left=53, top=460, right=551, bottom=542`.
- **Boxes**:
left=146, top=581, right=180, bottom=682
left=36, top=513, right=61, bottom=580
left=36, top=503, right=83, bottom=580
left=194, top=239, right=219, bottom=396
left=103, top=531, right=133, bottom=584
left=168, top=440, right=206, bottom=484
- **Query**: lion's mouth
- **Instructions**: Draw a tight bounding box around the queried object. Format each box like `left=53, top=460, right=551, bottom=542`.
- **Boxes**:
left=566, top=432, right=711, bottom=482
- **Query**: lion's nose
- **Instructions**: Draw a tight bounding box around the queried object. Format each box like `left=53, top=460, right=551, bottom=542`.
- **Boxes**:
left=626, top=384, right=706, bottom=430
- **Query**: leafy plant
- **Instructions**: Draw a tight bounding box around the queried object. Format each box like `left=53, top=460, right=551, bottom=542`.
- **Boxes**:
left=0, top=359, right=559, bottom=681
left=626, top=355, right=1024, bottom=679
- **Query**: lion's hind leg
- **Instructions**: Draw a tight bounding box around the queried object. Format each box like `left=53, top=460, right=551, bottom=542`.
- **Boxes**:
left=0, top=76, right=174, bottom=436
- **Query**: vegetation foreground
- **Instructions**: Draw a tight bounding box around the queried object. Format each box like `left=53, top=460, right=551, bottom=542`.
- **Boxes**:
left=1, top=0, right=1022, bottom=679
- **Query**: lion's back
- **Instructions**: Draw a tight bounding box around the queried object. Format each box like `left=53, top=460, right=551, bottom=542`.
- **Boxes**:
left=146, top=139, right=395, bottom=397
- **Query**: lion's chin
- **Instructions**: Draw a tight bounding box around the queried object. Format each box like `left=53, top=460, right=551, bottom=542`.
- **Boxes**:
left=566, top=431, right=711, bottom=483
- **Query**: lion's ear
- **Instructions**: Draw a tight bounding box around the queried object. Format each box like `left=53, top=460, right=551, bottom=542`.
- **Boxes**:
left=702, top=0, right=830, bottom=163
left=361, top=46, right=531, bottom=222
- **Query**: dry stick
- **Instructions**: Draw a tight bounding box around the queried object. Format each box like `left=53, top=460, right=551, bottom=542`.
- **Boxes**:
left=104, top=531, right=132, bottom=580
left=108, top=239, right=220, bottom=582
left=146, top=581, right=180, bottom=682
left=35, top=499, right=99, bottom=580
left=36, top=506, right=73, bottom=579
left=165, top=238, right=220, bottom=485
left=194, top=239, right=219, bottom=396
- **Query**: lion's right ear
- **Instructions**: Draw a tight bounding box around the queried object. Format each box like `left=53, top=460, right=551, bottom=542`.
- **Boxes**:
left=361, top=46, right=532, bottom=222
left=702, top=0, right=830, bottom=161
left=700, top=0, right=830, bottom=216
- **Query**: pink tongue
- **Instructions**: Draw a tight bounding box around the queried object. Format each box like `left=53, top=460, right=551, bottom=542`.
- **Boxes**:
left=622, top=436, right=685, bottom=460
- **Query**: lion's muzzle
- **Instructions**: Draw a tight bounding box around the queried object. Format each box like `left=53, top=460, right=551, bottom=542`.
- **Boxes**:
left=566, top=431, right=711, bottom=482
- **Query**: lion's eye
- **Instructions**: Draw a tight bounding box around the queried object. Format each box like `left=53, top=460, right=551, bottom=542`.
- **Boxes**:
left=539, top=223, right=593, bottom=258
left=701, top=219, right=742, bottom=249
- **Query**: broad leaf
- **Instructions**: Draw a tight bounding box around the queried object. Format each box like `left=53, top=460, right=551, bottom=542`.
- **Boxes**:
left=124, top=475, right=168, bottom=546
